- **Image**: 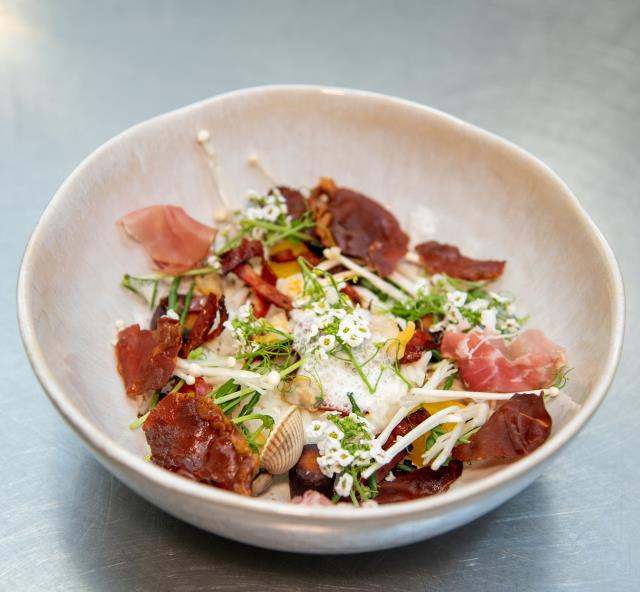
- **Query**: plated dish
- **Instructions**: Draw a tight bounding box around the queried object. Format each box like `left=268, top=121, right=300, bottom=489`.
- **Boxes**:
left=18, top=86, right=623, bottom=552
left=114, top=164, right=570, bottom=507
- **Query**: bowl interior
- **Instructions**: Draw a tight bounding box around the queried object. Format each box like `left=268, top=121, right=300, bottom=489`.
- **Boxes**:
left=20, top=87, right=621, bottom=505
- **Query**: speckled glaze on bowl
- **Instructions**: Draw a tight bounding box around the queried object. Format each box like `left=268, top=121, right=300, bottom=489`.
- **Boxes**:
left=17, top=86, right=624, bottom=553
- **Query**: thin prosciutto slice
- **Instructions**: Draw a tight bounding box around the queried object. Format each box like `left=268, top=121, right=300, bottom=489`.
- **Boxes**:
left=441, top=329, right=566, bottom=392
left=118, top=205, right=215, bottom=274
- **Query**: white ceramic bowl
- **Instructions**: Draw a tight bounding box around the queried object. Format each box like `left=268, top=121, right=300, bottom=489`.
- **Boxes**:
left=18, top=86, right=624, bottom=553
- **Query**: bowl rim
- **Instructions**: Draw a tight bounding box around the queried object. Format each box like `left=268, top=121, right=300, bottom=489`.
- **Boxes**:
left=17, top=84, right=625, bottom=521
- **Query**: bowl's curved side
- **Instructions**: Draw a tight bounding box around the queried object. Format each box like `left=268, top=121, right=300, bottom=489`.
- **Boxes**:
left=17, top=85, right=625, bottom=552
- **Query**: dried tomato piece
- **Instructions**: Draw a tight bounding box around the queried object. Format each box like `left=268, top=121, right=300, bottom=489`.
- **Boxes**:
left=220, top=239, right=264, bottom=274
left=289, top=444, right=334, bottom=499
left=234, top=263, right=292, bottom=311
left=276, top=186, right=307, bottom=219
left=399, top=330, right=439, bottom=364
left=115, top=317, right=182, bottom=397
left=415, top=241, right=505, bottom=281
left=376, top=461, right=463, bottom=504
left=143, top=390, right=259, bottom=495
left=340, top=284, right=361, bottom=306
left=452, top=394, right=551, bottom=461
left=208, top=297, right=228, bottom=341
left=180, top=294, right=219, bottom=357
left=376, top=407, right=430, bottom=482
left=310, top=180, right=409, bottom=277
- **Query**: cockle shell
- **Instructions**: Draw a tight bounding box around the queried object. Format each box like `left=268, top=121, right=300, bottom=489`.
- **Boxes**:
left=260, top=406, right=304, bottom=475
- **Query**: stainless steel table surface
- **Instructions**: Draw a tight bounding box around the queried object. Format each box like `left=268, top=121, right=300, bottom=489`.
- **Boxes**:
left=2, top=1, right=638, bottom=590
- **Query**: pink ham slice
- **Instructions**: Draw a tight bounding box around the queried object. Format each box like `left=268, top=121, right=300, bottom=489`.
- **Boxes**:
left=118, top=205, right=215, bottom=274
left=441, top=329, right=566, bottom=392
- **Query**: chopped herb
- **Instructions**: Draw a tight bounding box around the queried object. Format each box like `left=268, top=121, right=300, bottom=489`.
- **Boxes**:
left=180, top=280, right=195, bottom=325
left=167, top=275, right=181, bottom=312
left=347, top=392, right=363, bottom=416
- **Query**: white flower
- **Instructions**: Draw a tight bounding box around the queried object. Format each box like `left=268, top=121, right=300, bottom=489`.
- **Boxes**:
left=312, top=301, right=329, bottom=315
left=206, top=254, right=222, bottom=272
left=335, top=449, right=355, bottom=467
left=370, top=445, right=387, bottom=464
left=330, top=307, right=347, bottom=320
left=306, top=420, right=326, bottom=442
left=431, top=274, right=451, bottom=290
left=466, top=298, right=489, bottom=312
left=447, top=290, right=468, bottom=307
left=326, top=425, right=344, bottom=442
left=490, top=291, right=511, bottom=304
left=384, top=472, right=396, bottom=482
left=318, top=334, right=336, bottom=351
left=501, top=317, right=520, bottom=334
left=262, top=204, right=282, bottom=222
left=318, top=437, right=343, bottom=456
left=443, top=303, right=471, bottom=331
left=237, top=303, right=252, bottom=322
left=335, top=473, right=354, bottom=497
left=317, top=454, right=340, bottom=478
left=353, top=449, right=372, bottom=466
left=481, top=308, right=497, bottom=331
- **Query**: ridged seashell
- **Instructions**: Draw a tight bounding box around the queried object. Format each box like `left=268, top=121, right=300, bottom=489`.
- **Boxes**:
left=260, top=406, right=304, bottom=475
left=251, top=472, right=273, bottom=497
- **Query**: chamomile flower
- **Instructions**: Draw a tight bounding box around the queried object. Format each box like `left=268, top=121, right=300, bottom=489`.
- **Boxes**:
left=501, top=317, right=520, bottom=334
left=335, top=449, right=355, bottom=467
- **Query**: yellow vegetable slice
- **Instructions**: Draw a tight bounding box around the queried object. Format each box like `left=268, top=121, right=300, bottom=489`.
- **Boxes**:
left=269, top=240, right=312, bottom=278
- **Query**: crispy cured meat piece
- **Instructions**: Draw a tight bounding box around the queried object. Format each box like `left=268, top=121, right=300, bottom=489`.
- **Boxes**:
left=150, top=294, right=210, bottom=330
left=234, top=264, right=292, bottom=311
left=309, top=179, right=409, bottom=277
left=399, top=330, right=439, bottom=364
left=143, top=390, right=259, bottom=495
left=376, top=461, right=463, bottom=504
left=452, top=393, right=551, bottom=461
left=220, top=239, right=264, bottom=274
left=115, top=317, right=182, bottom=397
left=289, top=444, right=335, bottom=499
left=118, top=205, right=215, bottom=274
left=376, top=407, right=430, bottom=482
left=275, top=186, right=307, bottom=219
left=415, top=241, right=505, bottom=281
left=180, top=294, right=220, bottom=356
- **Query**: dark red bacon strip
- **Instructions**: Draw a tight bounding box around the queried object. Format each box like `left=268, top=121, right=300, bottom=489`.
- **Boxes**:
left=376, top=461, right=463, bottom=504
left=118, top=205, right=215, bottom=274
left=143, top=389, right=259, bottom=495
left=415, top=241, right=505, bottom=281
left=115, top=317, right=182, bottom=397
left=399, top=330, right=439, bottom=364
left=452, top=394, right=552, bottom=461
left=275, top=186, right=307, bottom=219
left=310, top=179, right=409, bottom=277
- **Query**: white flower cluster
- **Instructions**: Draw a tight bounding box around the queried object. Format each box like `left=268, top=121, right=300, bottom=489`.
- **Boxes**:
left=306, top=414, right=386, bottom=498
left=291, top=302, right=372, bottom=358
left=426, top=282, right=522, bottom=336
left=224, top=302, right=258, bottom=346
left=244, top=189, right=288, bottom=223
